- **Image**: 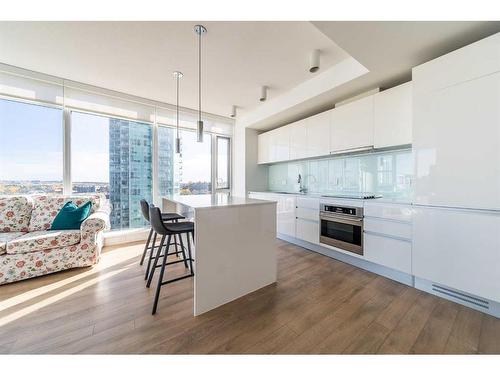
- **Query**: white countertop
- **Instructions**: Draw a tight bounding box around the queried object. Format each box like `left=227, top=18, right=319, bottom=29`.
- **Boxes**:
left=248, top=191, right=413, bottom=205
left=163, top=193, right=276, bottom=210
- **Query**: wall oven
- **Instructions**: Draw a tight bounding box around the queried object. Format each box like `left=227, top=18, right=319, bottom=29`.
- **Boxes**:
left=319, top=203, right=364, bottom=255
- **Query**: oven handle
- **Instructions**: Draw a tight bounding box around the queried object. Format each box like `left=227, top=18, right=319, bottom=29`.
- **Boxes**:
left=320, top=214, right=363, bottom=226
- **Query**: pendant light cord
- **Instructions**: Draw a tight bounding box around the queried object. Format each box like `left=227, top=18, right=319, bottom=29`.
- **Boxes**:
left=198, top=28, right=202, bottom=123
left=176, top=73, right=179, bottom=139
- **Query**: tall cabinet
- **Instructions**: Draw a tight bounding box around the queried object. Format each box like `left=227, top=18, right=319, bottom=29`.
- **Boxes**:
left=412, top=32, right=500, bottom=304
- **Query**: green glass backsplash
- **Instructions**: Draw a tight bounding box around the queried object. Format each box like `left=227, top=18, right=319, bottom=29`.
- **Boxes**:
left=268, top=149, right=413, bottom=198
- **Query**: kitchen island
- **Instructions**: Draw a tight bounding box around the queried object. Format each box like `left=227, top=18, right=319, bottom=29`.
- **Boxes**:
left=162, top=194, right=277, bottom=316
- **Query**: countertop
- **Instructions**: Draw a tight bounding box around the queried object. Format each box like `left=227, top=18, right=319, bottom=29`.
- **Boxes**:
left=163, top=193, right=277, bottom=210
left=248, top=191, right=413, bottom=205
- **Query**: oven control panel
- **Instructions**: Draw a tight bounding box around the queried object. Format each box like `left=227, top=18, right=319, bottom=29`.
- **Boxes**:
left=320, top=204, right=363, bottom=217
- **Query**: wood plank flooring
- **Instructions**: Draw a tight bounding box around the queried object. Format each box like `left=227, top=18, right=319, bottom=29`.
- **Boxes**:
left=0, top=239, right=498, bottom=354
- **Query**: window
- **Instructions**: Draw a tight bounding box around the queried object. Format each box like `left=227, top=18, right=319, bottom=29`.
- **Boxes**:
left=157, top=126, right=212, bottom=196
left=0, top=99, right=63, bottom=195
left=71, top=111, right=153, bottom=230
left=216, top=136, right=230, bottom=190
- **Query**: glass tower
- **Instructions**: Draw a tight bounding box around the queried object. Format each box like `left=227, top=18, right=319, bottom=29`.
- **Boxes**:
left=109, top=118, right=153, bottom=230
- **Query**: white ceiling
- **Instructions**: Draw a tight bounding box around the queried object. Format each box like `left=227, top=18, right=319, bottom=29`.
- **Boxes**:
left=0, top=21, right=348, bottom=118
left=241, top=21, right=500, bottom=130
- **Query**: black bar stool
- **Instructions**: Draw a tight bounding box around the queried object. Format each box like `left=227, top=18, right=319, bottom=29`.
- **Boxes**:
left=139, top=199, right=185, bottom=280
left=147, top=205, right=195, bottom=315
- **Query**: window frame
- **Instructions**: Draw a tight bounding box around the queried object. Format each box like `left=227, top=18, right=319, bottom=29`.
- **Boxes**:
left=0, top=92, right=232, bottom=231
left=215, top=135, right=231, bottom=191
left=0, top=96, right=65, bottom=194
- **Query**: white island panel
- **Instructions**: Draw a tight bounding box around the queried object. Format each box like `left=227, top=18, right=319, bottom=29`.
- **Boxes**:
left=162, top=194, right=277, bottom=316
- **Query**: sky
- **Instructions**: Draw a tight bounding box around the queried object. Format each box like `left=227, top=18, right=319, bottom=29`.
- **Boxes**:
left=0, top=98, right=212, bottom=183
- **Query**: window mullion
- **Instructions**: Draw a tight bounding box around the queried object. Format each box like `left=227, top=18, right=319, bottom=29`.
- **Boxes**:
left=62, top=108, right=72, bottom=195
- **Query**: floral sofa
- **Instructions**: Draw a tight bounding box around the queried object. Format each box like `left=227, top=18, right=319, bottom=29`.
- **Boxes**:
left=0, top=194, right=110, bottom=285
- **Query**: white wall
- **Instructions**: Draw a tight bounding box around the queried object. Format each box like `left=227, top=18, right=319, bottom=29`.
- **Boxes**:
left=232, top=123, right=268, bottom=196
left=245, top=128, right=268, bottom=193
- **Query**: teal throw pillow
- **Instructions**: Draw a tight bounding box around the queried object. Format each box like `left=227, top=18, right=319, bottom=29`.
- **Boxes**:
left=50, top=201, right=92, bottom=230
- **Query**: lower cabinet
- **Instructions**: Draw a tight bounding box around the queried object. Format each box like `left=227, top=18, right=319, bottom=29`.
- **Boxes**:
left=413, top=206, right=500, bottom=303
left=364, top=232, right=412, bottom=274
left=296, top=218, right=319, bottom=244
left=277, top=195, right=296, bottom=237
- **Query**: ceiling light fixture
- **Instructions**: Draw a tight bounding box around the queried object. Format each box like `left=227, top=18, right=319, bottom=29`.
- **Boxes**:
left=259, top=86, right=268, bottom=102
left=230, top=105, right=237, bottom=118
left=173, top=71, right=183, bottom=154
left=309, top=49, right=320, bottom=73
left=194, top=24, right=207, bottom=143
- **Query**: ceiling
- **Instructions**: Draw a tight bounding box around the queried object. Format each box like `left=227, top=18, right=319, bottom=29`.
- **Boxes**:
left=0, top=21, right=348, bottom=119
left=240, top=21, right=500, bottom=130
left=1, top=21, right=500, bottom=129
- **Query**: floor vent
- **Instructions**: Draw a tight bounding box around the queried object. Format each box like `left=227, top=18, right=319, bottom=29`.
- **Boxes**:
left=432, top=284, right=489, bottom=310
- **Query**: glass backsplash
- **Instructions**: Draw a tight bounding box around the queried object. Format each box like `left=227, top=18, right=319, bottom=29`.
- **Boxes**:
left=268, top=149, right=413, bottom=199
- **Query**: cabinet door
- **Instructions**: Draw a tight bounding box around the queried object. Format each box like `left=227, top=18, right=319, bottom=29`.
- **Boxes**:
left=269, top=126, right=290, bottom=163
left=413, top=206, right=500, bottom=302
left=330, top=95, right=374, bottom=152
left=364, top=233, right=412, bottom=274
left=307, top=110, right=331, bottom=158
left=289, top=119, right=308, bottom=160
left=257, top=132, right=271, bottom=164
left=373, top=82, right=412, bottom=148
left=277, top=196, right=296, bottom=237
left=413, top=72, right=500, bottom=210
left=296, top=218, right=319, bottom=244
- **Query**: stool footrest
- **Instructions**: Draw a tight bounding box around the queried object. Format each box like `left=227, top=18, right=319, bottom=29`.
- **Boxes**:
left=154, top=258, right=194, bottom=268
left=160, top=273, right=194, bottom=286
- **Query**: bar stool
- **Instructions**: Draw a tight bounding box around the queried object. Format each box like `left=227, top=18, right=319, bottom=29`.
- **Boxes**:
left=139, top=199, right=185, bottom=280
left=147, top=205, right=195, bottom=315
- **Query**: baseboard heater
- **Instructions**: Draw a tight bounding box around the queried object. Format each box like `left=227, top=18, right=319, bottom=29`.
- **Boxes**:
left=414, top=277, right=500, bottom=318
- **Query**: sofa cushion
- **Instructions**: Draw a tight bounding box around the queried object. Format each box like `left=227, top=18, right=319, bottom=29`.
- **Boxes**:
left=51, top=201, right=92, bottom=230
left=0, top=232, right=25, bottom=255
left=6, top=230, right=81, bottom=255
left=29, top=195, right=101, bottom=232
left=0, top=196, right=33, bottom=233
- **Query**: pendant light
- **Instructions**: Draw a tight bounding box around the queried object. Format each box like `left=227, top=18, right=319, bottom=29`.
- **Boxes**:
left=194, top=24, right=207, bottom=143
left=173, top=71, right=183, bottom=154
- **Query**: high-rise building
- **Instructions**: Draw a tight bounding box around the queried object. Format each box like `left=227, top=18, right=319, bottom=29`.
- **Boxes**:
left=157, top=127, right=176, bottom=196
left=109, top=119, right=153, bottom=230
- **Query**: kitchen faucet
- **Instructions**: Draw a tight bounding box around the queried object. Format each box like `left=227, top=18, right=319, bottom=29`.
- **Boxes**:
left=297, top=174, right=307, bottom=193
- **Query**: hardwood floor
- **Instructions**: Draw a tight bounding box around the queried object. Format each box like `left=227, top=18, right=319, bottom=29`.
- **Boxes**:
left=0, top=239, right=499, bottom=354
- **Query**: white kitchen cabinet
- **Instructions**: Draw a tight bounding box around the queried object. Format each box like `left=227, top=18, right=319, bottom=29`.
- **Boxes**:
left=364, top=217, right=412, bottom=240
left=270, top=126, right=290, bottom=163
left=330, top=95, right=374, bottom=153
left=413, top=71, right=500, bottom=210
left=413, top=33, right=500, bottom=93
left=364, top=233, right=412, bottom=274
left=373, top=82, right=412, bottom=148
left=289, top=119, right=308, bottom=160
left=276, top=195, right=296, bottom=237
left=296, top=218, right=319, bottom=244
left=258, top=126, right=290, bottom=164
left=306, top=110, right=331, bottom=158
left=295, top=196, right=319, bottom=244
left=412, top=206, right=500, bottom=302
left=257, top=132, right=271, bottom=164
left=363, top=201, right=413, bottom=274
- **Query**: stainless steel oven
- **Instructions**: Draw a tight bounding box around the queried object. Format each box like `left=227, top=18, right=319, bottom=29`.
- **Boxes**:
left=319, top=203, right=364, bottom=255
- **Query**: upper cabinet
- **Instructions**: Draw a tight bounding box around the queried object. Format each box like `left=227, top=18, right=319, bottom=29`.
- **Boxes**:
left=289, top=118, right=308, bottom=160
left=306, top=110, right=331, bottom=158
left=330, top=95, right=374, bottom=153
left=373, top=82, right=412, bottom=148
left=257, top=131, right=271, bottom=164
left=257, top=82, right=413, bottom=164
left=272, top=125, right=290, bottom=162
